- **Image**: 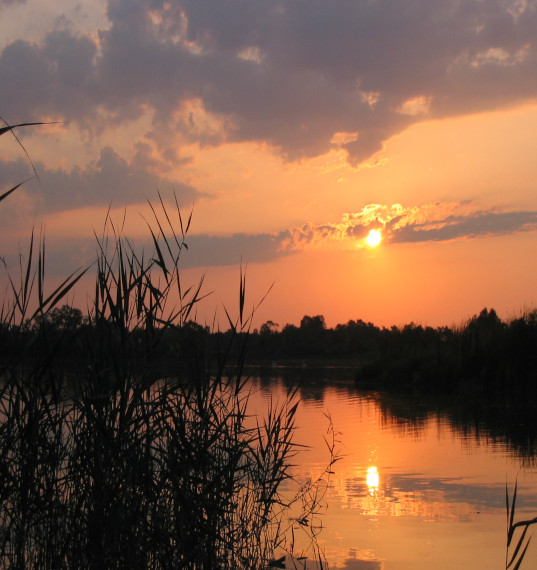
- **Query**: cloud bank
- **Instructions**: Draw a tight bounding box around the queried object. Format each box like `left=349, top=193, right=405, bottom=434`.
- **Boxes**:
left=284, top=202, right=537, bottom=249
left=199, top=201, right=537, bottom=263
left=3, top=0, right=537, bottom=167
left=6, top=202, right=536, bottom=278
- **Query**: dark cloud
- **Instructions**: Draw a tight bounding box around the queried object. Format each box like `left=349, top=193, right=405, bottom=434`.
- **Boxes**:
left=3, top=0, right=537, bottom=165
left=0, top=34, right=100, bottom=126
left=388, top=211, right=537, bottom=243
left=0, top=144, right=202, bottom=217
left=180, top=232, right=292, bottom=268
left=0, top=229, right=294, bottom=279
left=346, top=224, right=369, bottom=239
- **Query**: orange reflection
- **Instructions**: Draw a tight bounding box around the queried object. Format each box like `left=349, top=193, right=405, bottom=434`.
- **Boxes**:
left=366, top=466, right=379, bottom=495
left=246, top=378, right=537, bottom=570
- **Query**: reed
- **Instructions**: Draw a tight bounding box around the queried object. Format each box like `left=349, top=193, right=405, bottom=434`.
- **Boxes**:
left=0, top=169, right=335, bottom=569
left=0, top=117, right=62, bottom=202
left=506, top=479, right=537, bottom=569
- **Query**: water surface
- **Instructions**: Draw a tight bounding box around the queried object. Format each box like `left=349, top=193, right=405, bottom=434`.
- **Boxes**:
left=248, top=369, right=537, bottom=569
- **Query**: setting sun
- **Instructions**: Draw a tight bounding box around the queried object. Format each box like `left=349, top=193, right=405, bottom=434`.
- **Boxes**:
left=366, top=229, right=382, bottom=247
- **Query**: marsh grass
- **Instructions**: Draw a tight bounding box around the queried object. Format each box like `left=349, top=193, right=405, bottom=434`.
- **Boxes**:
left=506, top=480, right=537, bottom=570
left=0, top=175, right=337, bottom=569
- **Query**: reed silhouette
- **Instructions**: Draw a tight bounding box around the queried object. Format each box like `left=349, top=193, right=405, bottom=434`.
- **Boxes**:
left=0, top=200, right=340, bottom=569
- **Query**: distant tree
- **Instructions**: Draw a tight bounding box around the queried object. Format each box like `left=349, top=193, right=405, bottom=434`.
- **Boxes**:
left=470, top=308, right=503, bottom=330
left=260, top=320, right=279, bottom=335
left=299, top=315, right=326, bottom=356
left=300, top=315, right=326, bottom=332
left=45, top=305, right=86, bottom=330
left=279, top=324, right=301, bottom=357
left=330, top=319, right=382, bottom=355
left=28, top=305, right=86, bottom=332
left=465, top=308, right=505, bottom=350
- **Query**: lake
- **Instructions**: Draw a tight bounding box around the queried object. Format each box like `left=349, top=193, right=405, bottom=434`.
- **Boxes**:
left=247, top=366, right=537, bottom=570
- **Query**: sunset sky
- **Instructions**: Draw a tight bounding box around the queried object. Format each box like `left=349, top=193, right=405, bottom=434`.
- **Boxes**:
left=2, top=0, right=537, bottom=329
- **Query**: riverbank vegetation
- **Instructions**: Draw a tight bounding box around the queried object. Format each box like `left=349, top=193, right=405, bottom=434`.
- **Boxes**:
left=243, top=310, right=537, bottom=400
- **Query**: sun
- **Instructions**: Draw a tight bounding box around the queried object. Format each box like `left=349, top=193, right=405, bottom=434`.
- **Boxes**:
left=366, top=229, right=382, bottom=247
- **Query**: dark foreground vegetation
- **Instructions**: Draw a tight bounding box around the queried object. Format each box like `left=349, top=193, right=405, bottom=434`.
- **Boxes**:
left=0, top=120, right=342, bottom=569
left=0, top=205, right=336, bottom=568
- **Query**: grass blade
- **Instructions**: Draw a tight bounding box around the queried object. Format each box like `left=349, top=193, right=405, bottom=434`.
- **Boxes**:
left=0, top=180, right=28, bottom=203
left=512, top=538, right=532, bottom=570
left=0, top=120, right=60, bottom=137
left=508, top=525, right=531, bottom=568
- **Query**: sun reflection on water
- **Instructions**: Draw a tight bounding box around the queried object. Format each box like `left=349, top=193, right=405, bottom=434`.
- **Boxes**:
left=366, top=466, right=379, bottom=496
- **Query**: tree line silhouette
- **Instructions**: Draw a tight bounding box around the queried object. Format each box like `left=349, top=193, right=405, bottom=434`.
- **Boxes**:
left=248, top=308, right=537, bottom=399
left=192, top=307, right=537, bottom=411
left=5, top=305, right=537, bottom=401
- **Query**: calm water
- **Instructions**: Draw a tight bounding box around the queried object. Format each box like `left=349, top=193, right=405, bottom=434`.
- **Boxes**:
left=247, top=368, right=537, bottom=570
